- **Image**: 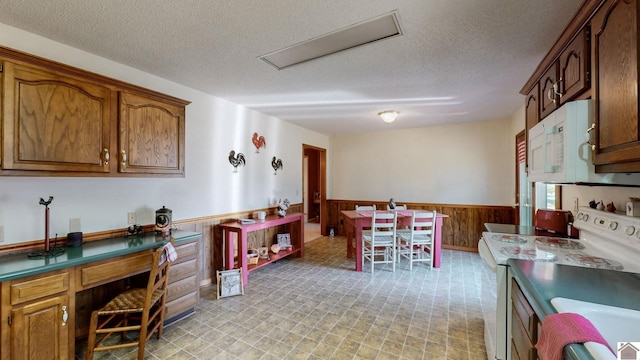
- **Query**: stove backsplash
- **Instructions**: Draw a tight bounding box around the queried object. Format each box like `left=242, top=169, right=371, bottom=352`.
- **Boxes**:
left=562, top=184, right=640, bottom=232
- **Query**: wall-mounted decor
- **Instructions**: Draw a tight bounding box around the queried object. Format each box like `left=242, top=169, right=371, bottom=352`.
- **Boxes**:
left=216, top=269, right=244, bottom=299
left=228, top=150, right=246, bottom=173
left=271, top=156, right=283, bottom=175
left=252, top=132, right=266, bottom=153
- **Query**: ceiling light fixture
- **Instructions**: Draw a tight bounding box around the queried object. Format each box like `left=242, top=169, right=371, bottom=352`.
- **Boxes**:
left=378, top=110, right=398, bottom=123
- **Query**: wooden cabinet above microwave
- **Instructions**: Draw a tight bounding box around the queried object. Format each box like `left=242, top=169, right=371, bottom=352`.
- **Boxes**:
left=522, top=0, right=640, bottom=173
left=0, top=47, right=189, bottom=177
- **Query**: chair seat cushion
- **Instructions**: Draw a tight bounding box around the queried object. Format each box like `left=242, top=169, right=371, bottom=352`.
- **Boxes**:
left=398, top=233, right=432, bottom=243
left=98, top=288, right=165, bottom=314
left=363, top=235, right=395, bottom=244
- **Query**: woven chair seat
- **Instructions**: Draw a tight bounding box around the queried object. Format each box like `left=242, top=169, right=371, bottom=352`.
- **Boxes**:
left=99, top=288, right=165, bottom=314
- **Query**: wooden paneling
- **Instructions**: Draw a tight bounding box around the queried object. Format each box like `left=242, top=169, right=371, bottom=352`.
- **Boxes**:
left=327, top=199, right=515, bottom=252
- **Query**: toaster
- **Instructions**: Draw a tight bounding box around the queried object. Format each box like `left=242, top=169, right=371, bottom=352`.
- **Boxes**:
left=534, top=209, right=571, bottom=236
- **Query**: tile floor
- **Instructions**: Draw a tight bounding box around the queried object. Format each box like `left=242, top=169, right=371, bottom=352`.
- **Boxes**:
left=77, top=235, right=489, bottom=360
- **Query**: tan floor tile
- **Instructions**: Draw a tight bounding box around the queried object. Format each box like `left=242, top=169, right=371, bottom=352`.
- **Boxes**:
left=75, top=237, right=488, bottom=360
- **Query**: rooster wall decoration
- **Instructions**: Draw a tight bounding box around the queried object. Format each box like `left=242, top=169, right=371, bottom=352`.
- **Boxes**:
left=271, top=156, right=283, bottom=175
left=252, top=132, right=266, bottom=153
left=228, top=150, right=246, bottom=173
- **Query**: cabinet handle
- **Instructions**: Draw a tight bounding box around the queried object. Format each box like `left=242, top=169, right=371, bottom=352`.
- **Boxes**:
left=547, top=87, right=556, bottom=104
left=584, top=123, right=596, bottom=151
left=103, top=148, right=110, bottom=166
left=121, top=150, right=127, bottom=168
left=61, top=305, right=68, bottom=327
left=553, top=78, right=563, bottom=98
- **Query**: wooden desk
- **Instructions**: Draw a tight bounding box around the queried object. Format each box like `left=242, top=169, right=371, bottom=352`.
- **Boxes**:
left=341, top=210, right=447, bottom=271
left=219, top=213, right=304, bottom=285
left=0, top=230, right=201, bottom=360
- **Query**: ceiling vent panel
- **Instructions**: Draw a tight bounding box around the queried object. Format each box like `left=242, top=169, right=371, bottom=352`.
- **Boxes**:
left=258, top=11, right=402, bottom=70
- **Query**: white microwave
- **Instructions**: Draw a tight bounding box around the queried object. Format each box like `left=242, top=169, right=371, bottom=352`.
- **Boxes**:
left=528, top=100, right=640, bottom=185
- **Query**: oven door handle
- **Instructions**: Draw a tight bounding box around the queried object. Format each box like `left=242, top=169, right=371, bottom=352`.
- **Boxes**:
left=478, top=238, right=498, bottom=273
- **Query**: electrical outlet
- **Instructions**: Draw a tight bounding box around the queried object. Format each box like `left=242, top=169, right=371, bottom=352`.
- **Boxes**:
left=573, top=197, right=579, bottom=213
left=69, top=218, right=81, bottom=233
left=127, top=212, right=137, bottom=225
left=0, top=226, right=4, bottom=243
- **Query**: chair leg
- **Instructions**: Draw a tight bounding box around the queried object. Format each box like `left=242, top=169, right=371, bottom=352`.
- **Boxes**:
left=85, top=311, right=98, bottom=360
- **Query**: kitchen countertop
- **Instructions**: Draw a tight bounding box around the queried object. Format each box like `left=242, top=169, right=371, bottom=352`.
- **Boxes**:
left=484, top=223, right=536, bottom=235
left=0, top=230, right=201, bottom=282
left=508, top=259, right=640, bottom=360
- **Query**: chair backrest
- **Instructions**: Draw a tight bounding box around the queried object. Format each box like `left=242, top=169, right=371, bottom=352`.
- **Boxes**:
left=146, top=246, right=171, bottom=309
left=410, top=210, right=436, bottom=237
left=386, top=204, right=407, bottom=210
left=371, top=211, right=397, bottom=238
left=356, top=204, right=376, bottom=211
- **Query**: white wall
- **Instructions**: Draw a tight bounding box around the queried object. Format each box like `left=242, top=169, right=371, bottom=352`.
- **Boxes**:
left=330, top=118, right=514, bottom=205
left=0, top=23, right=329, bottom=244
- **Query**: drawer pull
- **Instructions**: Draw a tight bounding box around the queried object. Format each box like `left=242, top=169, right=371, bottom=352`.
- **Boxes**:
left=61, top=305, right=68, bottom=327
left=121, top=150, right=128, bottom=168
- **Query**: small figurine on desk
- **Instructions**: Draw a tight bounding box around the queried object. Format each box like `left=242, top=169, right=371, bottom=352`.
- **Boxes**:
left=277, top=198, right=290, bottom=217
left=388, top=198, right=396, bottom=210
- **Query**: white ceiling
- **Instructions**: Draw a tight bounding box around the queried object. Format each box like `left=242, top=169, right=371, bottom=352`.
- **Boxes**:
left=0, top=0, right=583, bottom=136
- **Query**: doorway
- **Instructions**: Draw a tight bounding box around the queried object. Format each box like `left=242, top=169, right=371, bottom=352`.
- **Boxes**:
left=302, top=145, right=326, bottom=242
left=516, top=130, right=533, bottom=226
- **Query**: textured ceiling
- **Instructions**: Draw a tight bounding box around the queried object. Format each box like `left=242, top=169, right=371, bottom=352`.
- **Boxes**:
left=0, top=0, right=583, bottom=135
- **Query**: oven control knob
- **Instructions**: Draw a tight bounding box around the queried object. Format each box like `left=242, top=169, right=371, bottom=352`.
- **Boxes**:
left=577, top=213, right=584, bottom=220
left=625, top=226, right=635, bottom=236
left=609, top=221, right=618, bottom=230
left=582, top=213, right=589, bottom=222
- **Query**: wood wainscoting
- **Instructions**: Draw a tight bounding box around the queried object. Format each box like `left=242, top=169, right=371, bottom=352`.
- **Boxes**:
left=326, top=200, right=515, bottom=252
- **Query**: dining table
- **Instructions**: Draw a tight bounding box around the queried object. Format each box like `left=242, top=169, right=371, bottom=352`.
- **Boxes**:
left=341, top=209, right=448, bottom=271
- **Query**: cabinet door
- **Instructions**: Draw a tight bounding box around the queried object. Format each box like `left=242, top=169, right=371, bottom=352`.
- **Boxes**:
left=525, top=84, right=540, bottom=131
left=11, top=294, right=70, bottom=360
left=592, top=0, right=640, bottom=171
left=118, top=92, right=185, bottom=175
left=539, top=62, right=559, bottom=119
left=559, top=27, right=591, bottom=104
left=1, top=61, right=112, bottom=172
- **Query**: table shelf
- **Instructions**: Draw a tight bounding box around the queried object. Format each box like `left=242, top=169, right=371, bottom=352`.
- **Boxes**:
left=246, top=247, right=301, bottom=271
left=219, top=213, right=304, bottom=285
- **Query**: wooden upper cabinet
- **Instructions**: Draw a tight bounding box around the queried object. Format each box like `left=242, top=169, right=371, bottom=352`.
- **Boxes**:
left=0, top=46, right=189, bottom=177
left=525, top=84, right=540, bottom=131
left=1, top=61, right=112, bottom=172
left=539, top=62, right=560, bottom=119
left=118, top=92, right=185, bottom=175
left=591, top=0, right=640, bottom=171
left=559, top=27, right=591, bottom=104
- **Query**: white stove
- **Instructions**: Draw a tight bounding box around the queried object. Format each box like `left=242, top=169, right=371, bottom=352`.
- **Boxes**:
left=482, top=207, right=640, bottom=273
left=478, top=207, right=640, bottom=360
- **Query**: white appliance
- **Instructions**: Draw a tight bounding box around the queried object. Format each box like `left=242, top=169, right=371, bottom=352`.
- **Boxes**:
left=478, top=207, right=640, bottom=360
left=528, top=100, right=640, bottom=185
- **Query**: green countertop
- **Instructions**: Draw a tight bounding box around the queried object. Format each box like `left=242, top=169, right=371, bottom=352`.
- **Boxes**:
left=508, top=259, right=640, bottom=360
left=0, top=230, right=201, bottom=282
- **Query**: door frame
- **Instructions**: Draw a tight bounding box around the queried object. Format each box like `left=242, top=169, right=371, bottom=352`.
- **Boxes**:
left=302, top=144, right=327, bottom=235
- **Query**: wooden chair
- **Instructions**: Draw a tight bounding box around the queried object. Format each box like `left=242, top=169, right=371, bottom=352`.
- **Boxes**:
left=362, top=211, right=397, bottom=273
left=397, top=210, right=436, bottom=270
left=85, top=245, right=173, bottom=360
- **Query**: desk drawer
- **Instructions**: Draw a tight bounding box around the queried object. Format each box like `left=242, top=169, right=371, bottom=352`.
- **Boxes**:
left=10, top=271, right=69, bottom=305
left=175, top=241, right=197, bottom=261
left=167, top=274, right=198, bottom=302
left=169, top=258, right=197, bottom=283
left=78, top=251, right=151, bottom=290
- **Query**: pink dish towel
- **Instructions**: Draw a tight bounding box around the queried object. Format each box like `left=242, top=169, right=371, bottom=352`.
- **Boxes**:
left=163, top=242, right=178, bottom=263
left=536, top=312, right=614, bottom=360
